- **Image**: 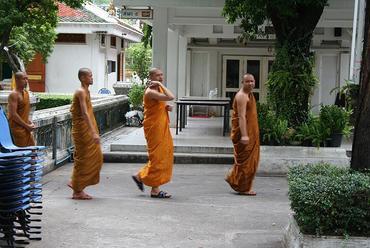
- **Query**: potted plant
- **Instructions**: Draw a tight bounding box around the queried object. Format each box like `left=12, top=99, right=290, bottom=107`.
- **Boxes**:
left=295, top=117, right=330, bottom=148
left=319, top=105, right=351, bottom=147
left=126, top=83, right=145, bottom=126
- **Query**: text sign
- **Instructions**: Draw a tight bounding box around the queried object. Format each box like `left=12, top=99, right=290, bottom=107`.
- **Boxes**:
left=120, top=9, right=153, bottom=19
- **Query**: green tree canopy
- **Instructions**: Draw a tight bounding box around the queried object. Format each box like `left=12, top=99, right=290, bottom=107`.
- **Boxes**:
left=0, top=0, right=85, bottom=72
left=223, top=0, right=328, bottom=126
left=126, top=42, right=152, bottom=83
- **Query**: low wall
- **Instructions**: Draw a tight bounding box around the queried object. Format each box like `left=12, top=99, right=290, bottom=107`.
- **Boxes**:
left=283, top=215, right=370, bottom=248
left=31, top=95, right=129, bottom=174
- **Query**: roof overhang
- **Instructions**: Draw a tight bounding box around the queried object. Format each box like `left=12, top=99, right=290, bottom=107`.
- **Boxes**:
left=114, top=0, right=354, bottom=36
left=57, top=22, right=143, bottom=42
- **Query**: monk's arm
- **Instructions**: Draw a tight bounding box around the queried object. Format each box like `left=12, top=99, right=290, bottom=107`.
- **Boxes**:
left=236, top=93, right=249, bottom=143
left=8, top=93, right=34, bottom=131
left=76, top=90, right=100, bottom=143
left=146, top=81, right=175, bottom=101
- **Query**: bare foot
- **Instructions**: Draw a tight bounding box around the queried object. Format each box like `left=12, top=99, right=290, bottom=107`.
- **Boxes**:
left=72, top=191, right=93, bottom=200
left=238, top=191, right=257, bottom=196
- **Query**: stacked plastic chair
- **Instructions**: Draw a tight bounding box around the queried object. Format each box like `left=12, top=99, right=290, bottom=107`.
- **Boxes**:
left=0, top=107, right=46, bottom=248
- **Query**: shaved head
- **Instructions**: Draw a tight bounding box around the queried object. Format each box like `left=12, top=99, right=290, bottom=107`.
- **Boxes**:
left=78, top=68, right=91, bottom=81
left=148, top=68, right=164, bottom=83
left=149, top=68, right=161, bottom=79
left=14, top=71, right=25, bottom=80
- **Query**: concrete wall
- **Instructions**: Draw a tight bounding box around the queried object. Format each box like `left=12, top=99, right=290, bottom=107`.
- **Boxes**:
left=31, top=95, right=129, bottom=173
left=45, top=34, right=123, bottom=94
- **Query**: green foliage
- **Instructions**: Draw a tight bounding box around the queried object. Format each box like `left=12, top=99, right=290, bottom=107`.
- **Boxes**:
left=320, top=105, right=352, bottom=136
left=35, top=94, right=72, bottom=110
left=126, top=43, right=152, bottom=83
left=128, top=83, right=145, bottom=110
left=257, top=103, right=290, bottom=145
left=0, top=0, right=85, bottom=71
left=223, top=0, right=327, bottom=127
left=295, top=116, right=330, bottom=147
left=267, top=45, right=318, bottom=126
left=288, top=163, right=370, bottom=237
left=142, top=23, right=152, bottom=48
left=223, top=0, right=328, bottom=42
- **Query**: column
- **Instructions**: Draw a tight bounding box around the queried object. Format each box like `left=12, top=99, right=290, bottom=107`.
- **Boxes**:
left=166, top=28, right=179, bottom=125
left=177, top=35, right=188, bottom=99
left=152, top=7, right=168, bottom=82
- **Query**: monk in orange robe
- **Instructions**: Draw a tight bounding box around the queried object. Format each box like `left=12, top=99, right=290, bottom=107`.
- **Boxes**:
left=8, top=71, right=36, bottom=147
left=68, top=68, right=103, bottom=200
left=225, top=73, right=260, bottom=195
left=132, top=68, right=175, bottom=198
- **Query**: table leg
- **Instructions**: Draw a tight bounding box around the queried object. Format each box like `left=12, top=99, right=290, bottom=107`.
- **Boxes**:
left=226, top=105, right=230, bottom=132
left=182, top=105, right=186, bottom=128
left=223, top=105, right=226, bottom=136
left=179, top=104, right=183, bottom=132
left=176, top=103, right=179, bottom=135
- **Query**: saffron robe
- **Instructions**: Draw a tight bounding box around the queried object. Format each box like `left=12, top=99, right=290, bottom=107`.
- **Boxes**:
left=225, top=93, right=260, bottom=192
left=70, top=91, right=103, bottom=192
left=139, top=87, right=174, bottom=187
left=8, top=90, right=35, bottom=147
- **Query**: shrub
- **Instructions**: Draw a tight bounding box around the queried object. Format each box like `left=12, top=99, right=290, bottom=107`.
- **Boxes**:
left=35, top=94, right=72, bottom=110
left=288, top=163, right=370, bottom=237
left=128, top=83, right=145, bottom=110
left=319, top=105, right=351, bottom=136
left=295, top=116, right=330, bottom=147
left=257, top=103, right=291, bottom=145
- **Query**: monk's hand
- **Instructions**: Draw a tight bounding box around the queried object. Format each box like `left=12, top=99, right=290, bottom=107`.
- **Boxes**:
left=165, top=104, right=173, bottom=112
left=26, top=123, right=36, bottom=131
left=92, top=133, right=100, bottom=144
left=240, top=136, right=249, bottom=145
left=148, top=81, right=162, bottom=88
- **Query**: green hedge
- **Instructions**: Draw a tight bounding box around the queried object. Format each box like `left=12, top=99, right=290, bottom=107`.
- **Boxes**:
left=35, top=95, right=72, bottom=110
left=288, top=163, right=370, bottom=237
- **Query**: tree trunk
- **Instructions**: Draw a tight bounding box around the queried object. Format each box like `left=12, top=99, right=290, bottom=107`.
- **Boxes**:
left=351, top=0, right=370, bottom=170
left=0, top=27, right=21, bottom=73
left=267, top=3, right=325, bottom=126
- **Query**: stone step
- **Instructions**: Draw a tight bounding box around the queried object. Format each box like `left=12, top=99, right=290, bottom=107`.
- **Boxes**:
left=110, top=143, right=233, bottom=154
left=104, top=146, right=350, bottom=175
left=104, top=151, right=233, bottom=164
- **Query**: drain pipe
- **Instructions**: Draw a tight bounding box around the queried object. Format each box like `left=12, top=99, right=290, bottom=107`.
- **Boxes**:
left=350, top=0, right=359, bottom=81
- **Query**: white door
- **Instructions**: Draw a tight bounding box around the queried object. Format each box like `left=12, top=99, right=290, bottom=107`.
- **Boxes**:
left=190, top=52, right=209, bottom=96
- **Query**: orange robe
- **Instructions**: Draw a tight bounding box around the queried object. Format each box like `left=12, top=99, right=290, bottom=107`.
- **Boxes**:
left=225, top=93, right=260, bottom=192
left=70, top=92, right=103, bottom=192
left=139, top=87, right=174, bottom=187
left=8, top=90, right=35, bottom=147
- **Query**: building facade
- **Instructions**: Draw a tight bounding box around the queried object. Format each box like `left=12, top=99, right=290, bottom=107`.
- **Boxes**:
left=114, top=0, right=363, bottom=114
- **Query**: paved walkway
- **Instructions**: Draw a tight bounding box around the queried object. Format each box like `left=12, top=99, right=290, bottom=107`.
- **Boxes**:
left=29, top=163, right=291, bottom=248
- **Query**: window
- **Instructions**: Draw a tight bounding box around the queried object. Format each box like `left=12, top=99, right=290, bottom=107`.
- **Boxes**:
left=226, top=60, right=240, bottom=88
left=110, top=36, right=116, bottom=48
left=101, top=34, right=106, bottom=47
left=56, top=34, right=86, bottom=43
left=107, top=60, right=116, bottom=73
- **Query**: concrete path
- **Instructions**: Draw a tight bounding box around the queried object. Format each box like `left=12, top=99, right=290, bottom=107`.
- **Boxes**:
left=29, top=163, right=291, bottom=248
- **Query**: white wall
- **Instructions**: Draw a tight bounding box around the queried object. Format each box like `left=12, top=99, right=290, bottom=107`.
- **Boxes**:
left=45, top=34, right=122, bottom=94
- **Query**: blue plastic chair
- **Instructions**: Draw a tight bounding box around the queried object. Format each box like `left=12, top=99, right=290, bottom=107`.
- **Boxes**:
left=0, top=107, right=46, bottom=152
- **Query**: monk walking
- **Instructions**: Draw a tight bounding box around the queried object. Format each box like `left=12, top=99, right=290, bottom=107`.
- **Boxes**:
left=69, top=68, right=103, bottom=200
left=132, top=68, right=175, bottom=198
left=7, top=71, right=36, bottom=147
left=225, top=73, right=260, bottom=195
